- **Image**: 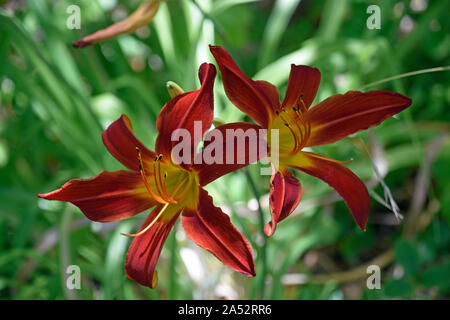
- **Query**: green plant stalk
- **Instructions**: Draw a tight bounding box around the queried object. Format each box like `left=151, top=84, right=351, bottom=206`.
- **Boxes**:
left=244, top=168, right=267, bottom=299
left=59, top=205, right=76, bottom=300
left=167, top=227, right=178, bottom=299
left=359, top=66, right=450, bottom=90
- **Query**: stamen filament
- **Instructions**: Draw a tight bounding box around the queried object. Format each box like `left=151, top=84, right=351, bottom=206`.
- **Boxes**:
left=283, top=108, right=304, bottom=154
left=285, top=123, right=299, bottom=155
left=162, top=174, right=177, bottom=203
left=299, top=94, right=307, bottom=113
left=152, top=156, right=172, bottom=203
left=299, top=96, right=312, bottom=141
left=137, top=148, right=167, bottom=204
left=292, top=107, right=305, bottom=148
left=157, top=156, right=177, bottom=203
left=276, top=110, right=300, bottom=156
left=293, top=106, right=311, bottom=149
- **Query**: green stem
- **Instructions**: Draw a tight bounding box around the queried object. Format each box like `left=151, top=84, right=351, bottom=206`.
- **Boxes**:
left=244, top=168, right=267, bottom=299
left=359, top=66, right=450, bottom=90
left=60, top=205, right=76, bottom=300
left=167, top=225, right=178, bottom=299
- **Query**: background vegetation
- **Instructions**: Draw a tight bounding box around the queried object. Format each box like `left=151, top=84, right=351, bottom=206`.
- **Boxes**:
left=0, top=0, right=449, bottom=300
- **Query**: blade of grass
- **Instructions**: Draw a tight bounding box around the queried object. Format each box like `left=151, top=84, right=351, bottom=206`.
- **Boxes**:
left=214, top=0, right=261, bottom=13
left=104, top=221, right=133, bottom=299
left=153, top=2, right=179, bottom=73
left=258, top=0, right=302, bottom=68
left=316, top=0, right=348, bottom=42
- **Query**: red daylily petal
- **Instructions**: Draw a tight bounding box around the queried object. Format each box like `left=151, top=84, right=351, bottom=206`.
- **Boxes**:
left=155, top=63, right=216, bottom=160
left=181, top=189, right=255, bottom=276
left=265, top=165, right=302, bottom=237
left=210, top=45, right=279, bottom=127
left=281, top=65, right=321, bottom=111
left=73, top=23, right=130, bottom=48
left=305, top=90, right=412, bottom=147
left=37, top=170, right=156, bottom=222
left=287, top=152, right=370, bottom=230
left=193, top=122, right=266, bottom=186
left=102, top=114, right=156, bottom=171
left=255, top=80, right=281, bottom=110
left=125, top=204, right=181, bottom=288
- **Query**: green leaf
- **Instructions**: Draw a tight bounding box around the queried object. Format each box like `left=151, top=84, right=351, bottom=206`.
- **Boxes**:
left=258, top=0, right=301, bottom=68
left=384, top=279, right=412, bottom=298
left=420, top=261, right=450, bottom=290
left=394, top=240, right=420, bottom=275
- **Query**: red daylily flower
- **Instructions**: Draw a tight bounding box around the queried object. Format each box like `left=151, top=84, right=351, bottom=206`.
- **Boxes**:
left=209, top=45, right=412, bottom=237
left=38, top=63, right=261, bottom=288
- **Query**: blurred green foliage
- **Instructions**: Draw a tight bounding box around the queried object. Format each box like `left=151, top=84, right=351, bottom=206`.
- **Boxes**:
left=0, top=0, right=449, bottom=300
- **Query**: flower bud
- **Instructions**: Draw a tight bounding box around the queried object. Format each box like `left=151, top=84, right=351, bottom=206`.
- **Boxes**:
left=73, top=0, right=161, bottom=49
left=166, top=81, right=185, bottom=98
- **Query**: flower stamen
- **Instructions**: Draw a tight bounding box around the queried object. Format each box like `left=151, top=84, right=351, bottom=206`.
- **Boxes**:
left=298, top=95, right=312, bottom=140
left=290, top=106, right=305, bottom=147
left=298, top=94, right=307, bottom=113
left=293, top=104, right=311, bottom=149
left=152, top=155, right=175, bottom=204
left=156, top=155, right=177, bottom=204
left=276, top=110, right=300, bottom=155
left=136, top=148, right=167, bottom=204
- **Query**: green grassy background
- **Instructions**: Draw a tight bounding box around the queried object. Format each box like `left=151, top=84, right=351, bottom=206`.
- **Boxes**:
left=0, top=0, right=449, bottom=299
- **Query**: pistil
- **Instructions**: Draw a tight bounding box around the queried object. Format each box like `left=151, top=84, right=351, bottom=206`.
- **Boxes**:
left=121, top=202, right=170, bottom=237
left=120, top=177, right=188, bottom=238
